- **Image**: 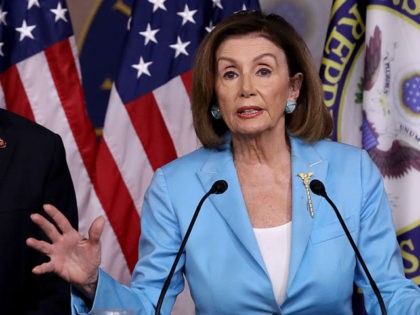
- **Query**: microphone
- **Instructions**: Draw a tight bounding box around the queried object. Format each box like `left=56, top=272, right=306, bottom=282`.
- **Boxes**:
left=155, top=180, right=228, bottom=315
left=309, top=179, right=387, bottom=315
left=208, top=179, right=228, bottom=195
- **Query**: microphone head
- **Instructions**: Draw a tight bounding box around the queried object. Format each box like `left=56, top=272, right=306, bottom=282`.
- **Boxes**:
left=309, top=179, right=326, bottom=197
left=210, top=180, right=228, bottom=194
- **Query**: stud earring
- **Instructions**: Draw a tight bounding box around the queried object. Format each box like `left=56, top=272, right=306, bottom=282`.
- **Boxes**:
left=210, top=105, right=222, bottom=119
left=285, top=100, right=297, bottom=114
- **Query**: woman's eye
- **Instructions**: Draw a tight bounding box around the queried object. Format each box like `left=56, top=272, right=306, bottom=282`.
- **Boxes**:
left=257, top=68, right=272, bottom=76
left=223, top=71, right=238, bottom=79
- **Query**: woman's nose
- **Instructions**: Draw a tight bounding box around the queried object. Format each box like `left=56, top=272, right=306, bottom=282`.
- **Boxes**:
left=240, top=75, right=256, bottom=97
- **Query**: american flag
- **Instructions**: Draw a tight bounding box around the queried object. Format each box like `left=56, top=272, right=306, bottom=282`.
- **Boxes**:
left=97, top=0, right=260, bottom=286
left=0, top=0, right=98, bottom=250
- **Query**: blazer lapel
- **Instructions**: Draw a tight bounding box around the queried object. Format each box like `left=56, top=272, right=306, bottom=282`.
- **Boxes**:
left=196, top=137, right=330, bottom=287
left=0, top=113, right=16, bottom=184
left=288, top=137, right=328, bottom=287
left=197, top=145, right=267, bottom=274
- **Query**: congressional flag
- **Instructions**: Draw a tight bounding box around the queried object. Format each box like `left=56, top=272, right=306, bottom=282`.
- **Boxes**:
left=320, top=0, right=420, bottom=313
left=0, top=0, right=98, bottom=241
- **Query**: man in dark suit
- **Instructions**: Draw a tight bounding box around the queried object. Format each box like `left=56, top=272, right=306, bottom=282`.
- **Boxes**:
left=0, top=108, right=78, bottom=314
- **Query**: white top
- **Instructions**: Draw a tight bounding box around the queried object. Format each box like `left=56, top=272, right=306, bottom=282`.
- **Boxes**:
left=253, top=221, right=292, bottom=305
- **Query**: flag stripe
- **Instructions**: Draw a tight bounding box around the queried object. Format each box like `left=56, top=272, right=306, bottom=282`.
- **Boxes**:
left=0, top=66, right=35, bottom=120
left=44, top=38, right=97, bottom=174
left=94, top=140, right=141, bottom=271
left=153, top=76, right=199, bottom=157
left=102, top=87, right=155, bottom=214
left=15, top=51, right=93, bottom=214
left=181, top=71, right=193, bottom=95
left=126, top=94, right=177, bottom=171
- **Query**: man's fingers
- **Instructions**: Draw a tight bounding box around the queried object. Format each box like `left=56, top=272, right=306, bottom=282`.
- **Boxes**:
left=43, top=204, right=75, bottom=234
left=88, top=216, right=105, bottom=243
left=26, top=237, right=52, bottom=255
left=30, top=213, right=61, bottom=242
left=31, top=261, right=54, bottom=275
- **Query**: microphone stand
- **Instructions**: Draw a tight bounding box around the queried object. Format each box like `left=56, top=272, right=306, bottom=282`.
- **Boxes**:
left=155, top=180, right=227, bottom=315
left=310, top=180, right=387, bottom=315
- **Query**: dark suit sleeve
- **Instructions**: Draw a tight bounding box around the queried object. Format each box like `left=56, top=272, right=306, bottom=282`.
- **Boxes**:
left=43, top=134, right=78, bottom=230
left=29, top=134, right=78, bottom=315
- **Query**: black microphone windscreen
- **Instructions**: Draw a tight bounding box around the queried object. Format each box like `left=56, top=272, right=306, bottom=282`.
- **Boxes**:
left=309, top=179, right=326, bottom=197
left=211, top=180, right=228, bottom=194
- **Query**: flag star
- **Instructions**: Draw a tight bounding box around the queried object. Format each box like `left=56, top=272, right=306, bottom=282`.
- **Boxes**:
left=27, top=0, right=40, bottom=9
left=177, top=4, right=197, bottom=26
left=15, top=20, right=36, bottom=41
left=148, top=0, right=167, bottom=13
left=50, top=2, right=68, bottom=22
left=139, top=23, right=159, bottom=45
left=132, top=57, right=153, bottom=78
left=0, top=8, right=7, bottom=26
left=205, top=20, right=215, bottom=33
left=169, top=36, right=190, bottom=58
left=212, top=0, right=223, bottom=9
left=0, top=42, right=4, bottom=57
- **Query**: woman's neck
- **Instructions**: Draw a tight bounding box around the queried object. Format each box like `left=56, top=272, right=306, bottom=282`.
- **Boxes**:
left=231, top=131, right=290, bottom=166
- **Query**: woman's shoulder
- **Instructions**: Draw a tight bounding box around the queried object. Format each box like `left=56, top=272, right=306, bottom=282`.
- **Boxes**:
left=160, top=145, right=220, bottom=173
left=149, top=146, right=228, bottom=195
left=292, top=136, right=368, bottom=163
left=313, top=138, right=363, bottom=154
left=310, top=138, right=373, bottom=166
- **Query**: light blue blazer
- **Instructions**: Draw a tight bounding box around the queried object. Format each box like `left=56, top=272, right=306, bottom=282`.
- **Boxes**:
left=73, top=136, right=420, bottom=314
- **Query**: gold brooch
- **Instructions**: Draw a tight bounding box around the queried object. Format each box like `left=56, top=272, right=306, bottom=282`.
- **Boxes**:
left=298, top=172, right=314, bottom=218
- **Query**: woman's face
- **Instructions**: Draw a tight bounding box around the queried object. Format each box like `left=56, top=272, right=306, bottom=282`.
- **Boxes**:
left=214, top=33, right=302, bottom=139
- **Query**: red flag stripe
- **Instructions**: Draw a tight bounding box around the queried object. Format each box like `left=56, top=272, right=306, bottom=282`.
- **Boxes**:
left=181, top=71, right=193, bottom=96
left=0, top=66, right=35, bottom=120
left=44, top=39, right=98, bottom=174
left=94, top=140, right=141, bottom=271
left=126, top=93, right=177, bottom=171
